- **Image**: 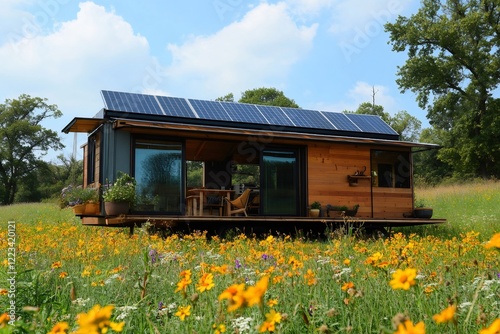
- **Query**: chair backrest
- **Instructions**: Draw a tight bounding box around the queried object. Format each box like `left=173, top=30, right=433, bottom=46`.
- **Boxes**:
left=230, top=188, right=251, bottom=209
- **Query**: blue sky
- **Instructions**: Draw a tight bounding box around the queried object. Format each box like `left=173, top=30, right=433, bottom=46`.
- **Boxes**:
left=0, top=0, right=427, bottom=161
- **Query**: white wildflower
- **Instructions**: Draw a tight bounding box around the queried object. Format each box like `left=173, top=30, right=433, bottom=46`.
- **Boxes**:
left=116, top=306, right=138, bottom=320
left=231, top=316, right=254, bottom=333
left=71, top=297, right=90, bottom=306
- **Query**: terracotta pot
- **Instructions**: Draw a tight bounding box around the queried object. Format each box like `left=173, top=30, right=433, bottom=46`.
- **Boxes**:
left=72, top=204, right=85, bottom=215
left=104, top=202, right=130, bottom=216
left=84, top=202, right=100, bottom=215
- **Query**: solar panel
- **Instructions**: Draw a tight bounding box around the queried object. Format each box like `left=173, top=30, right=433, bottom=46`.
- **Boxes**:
left=101, top=90, right=163, bottom=115
left=320, top=111, right=360, bottom=131
left=345, top=113, right=398, bottom=134
left=281, top=107, right=335, bottom=129
left=220, top=102, right=268, bottom=124
left=156, top=96, right=195, bottom=118
left=255, top=105, right=295, bottom=127
left=100, top=90, right=399, bottom=138
left=188, top=99, right=232, bottom=121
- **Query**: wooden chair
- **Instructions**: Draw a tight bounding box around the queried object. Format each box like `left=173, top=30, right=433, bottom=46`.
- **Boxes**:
left=205, top=194, right=224, bottom=216
left=224, top=188, right=251, bottom=216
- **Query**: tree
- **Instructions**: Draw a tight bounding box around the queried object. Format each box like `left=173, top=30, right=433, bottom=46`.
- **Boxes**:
left=215, top=93, right=234, bottom=102
left=390, top=110, right=422, bottom=143
left=385, top=0, right=500, bottom=178
left=239, top=87, right=299, bottom=108
left=0, top=95, right=64, bottom=204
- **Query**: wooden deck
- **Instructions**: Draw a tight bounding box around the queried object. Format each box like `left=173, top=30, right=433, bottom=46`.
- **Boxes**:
left=78, top=214, right=447, bottom=236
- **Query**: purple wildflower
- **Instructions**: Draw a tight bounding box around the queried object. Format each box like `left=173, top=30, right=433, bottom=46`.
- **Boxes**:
left=235, top=259, right=242, bottom=269
left=149, top=249, right=158, bottom=263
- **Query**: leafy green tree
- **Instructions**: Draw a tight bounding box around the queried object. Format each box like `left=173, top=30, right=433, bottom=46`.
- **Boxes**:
left=0, top=95, right=64, bottom=204
left=385, top=0, right=500, bottom=178
left=215, top=93, right=234, bottom=102
left=390, top=110, right=422, bottom=143
left=413, top=127, right=452, bottom=185
left=239, top=87, right=299, bottom=108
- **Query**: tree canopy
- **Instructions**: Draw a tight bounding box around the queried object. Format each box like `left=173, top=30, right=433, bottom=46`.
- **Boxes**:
left=0, top=95, right=64, bottom=204
left=219, top=87, right=300, bottom=108
left=385, top=0, right=500, bottom=178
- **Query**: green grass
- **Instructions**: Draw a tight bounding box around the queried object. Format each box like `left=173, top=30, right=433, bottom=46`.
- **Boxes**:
left=395, top=181, right=500, bottom=239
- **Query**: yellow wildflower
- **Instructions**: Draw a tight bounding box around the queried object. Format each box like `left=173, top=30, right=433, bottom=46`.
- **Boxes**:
left=480, top=318, right=500, bottom=334
left=51, top=261, right=62, bottom=269
left=341, top=282, right=355, bottom=291
left=432, top=305, right=456, bottom=324
left=244, top=276, right=269, bottom=307
left=485, top=233, right=500, bottom=249
left=59, top=272, right=68, bottom=279
left=174, top=305, right=191, bottom=321
left=304, top=269, right=317, bottom=286
left=343, top=258, right=351, bottom=266
left=0, top=313, right=10, bottom=327
left=259, top=320, right=276, bottom=333
left=212, top=323, right=226, bottom=334
left=390, top=268, right=417, bottom=290
left=218, top=283, right=246, bottom=312
left=0, top=289, right=8, bottom=295
left=196, top=273, right=215, bottom=293
left=393, top=319, right=425, bottom=334
left=48, top=322, right=69, bottom=334
left=73, top=304, right=124, bottom=333
left=265, top=309, right=282, bottom=323
left=267, top=298, right=278, bottom=307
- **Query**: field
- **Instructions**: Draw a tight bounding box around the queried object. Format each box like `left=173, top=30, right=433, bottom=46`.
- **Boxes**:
left=0, top=182, right=499, bottom=333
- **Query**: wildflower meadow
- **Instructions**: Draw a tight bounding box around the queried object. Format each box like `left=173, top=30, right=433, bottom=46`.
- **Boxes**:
left=0, top=181, right=499, bottom=333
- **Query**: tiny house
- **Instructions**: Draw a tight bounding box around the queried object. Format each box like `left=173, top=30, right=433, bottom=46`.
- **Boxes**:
left=63, top=90, right=445, bottom=235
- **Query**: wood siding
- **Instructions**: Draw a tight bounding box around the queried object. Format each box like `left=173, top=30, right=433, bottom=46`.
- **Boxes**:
left=307, top=142, right=413, bottom=218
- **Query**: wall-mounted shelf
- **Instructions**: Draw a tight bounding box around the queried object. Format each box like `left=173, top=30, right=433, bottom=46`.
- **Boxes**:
left=347, top=175, right=371, bottom=186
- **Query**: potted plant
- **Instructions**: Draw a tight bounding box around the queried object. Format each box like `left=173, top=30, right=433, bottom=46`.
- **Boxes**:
left=413, top=199, right=433, bottom=219
left=309, top=201, right=321, bottom=217
left=102, top=172, right=136, bottom=216
left=326, top=204, right=359, bottom=217
left=61, top=185, right=86, bottom=214
left=82, top=186, right=100, bottom=215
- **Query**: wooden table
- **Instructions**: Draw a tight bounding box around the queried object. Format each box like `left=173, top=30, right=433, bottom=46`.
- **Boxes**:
left=186, top=188, right=234, bottom=216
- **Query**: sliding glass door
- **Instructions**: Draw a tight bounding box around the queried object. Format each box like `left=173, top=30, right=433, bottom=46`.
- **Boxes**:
left=134, top=139, right=183, bottom=213
left=261, top=149, right=299, bottom=215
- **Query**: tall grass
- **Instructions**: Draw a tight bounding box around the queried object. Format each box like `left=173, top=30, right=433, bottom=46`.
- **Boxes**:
left=0, top=182, right=499, bottom=333
left=396, top=181, right=500, bottom=239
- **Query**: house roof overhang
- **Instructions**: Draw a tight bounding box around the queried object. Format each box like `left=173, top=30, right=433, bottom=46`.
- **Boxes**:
left=62, top=117, right=105, bottom=134
left=112, top=118, right=440, bottom=151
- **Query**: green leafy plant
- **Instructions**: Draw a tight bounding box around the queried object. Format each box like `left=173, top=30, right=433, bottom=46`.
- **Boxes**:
left=102, top=172, right=136, bottom=204
left=310, top=201, right=322, bottom=210
left=61, top=185, right=100, bottom=207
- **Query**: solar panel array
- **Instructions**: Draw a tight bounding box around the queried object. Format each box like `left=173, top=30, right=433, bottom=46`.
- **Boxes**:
left=101, top=90, right=398, bottom=136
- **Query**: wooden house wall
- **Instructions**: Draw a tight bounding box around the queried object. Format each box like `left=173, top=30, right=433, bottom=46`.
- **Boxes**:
left=307, top=142, right=413, bottom=218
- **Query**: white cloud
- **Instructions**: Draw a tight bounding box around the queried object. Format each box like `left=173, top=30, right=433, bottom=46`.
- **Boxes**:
left=328, top=0, right=411, bottom=40
left=318, top=81, right=397, bottom=114
left=0, top=1, right=153, bottom=116
left=165, top=2, right=317, bottom=99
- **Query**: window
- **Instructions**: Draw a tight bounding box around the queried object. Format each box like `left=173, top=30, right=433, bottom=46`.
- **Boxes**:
left=371, top=150, right=411, bottom=188
left=134, top=139, right=183, bottom=213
